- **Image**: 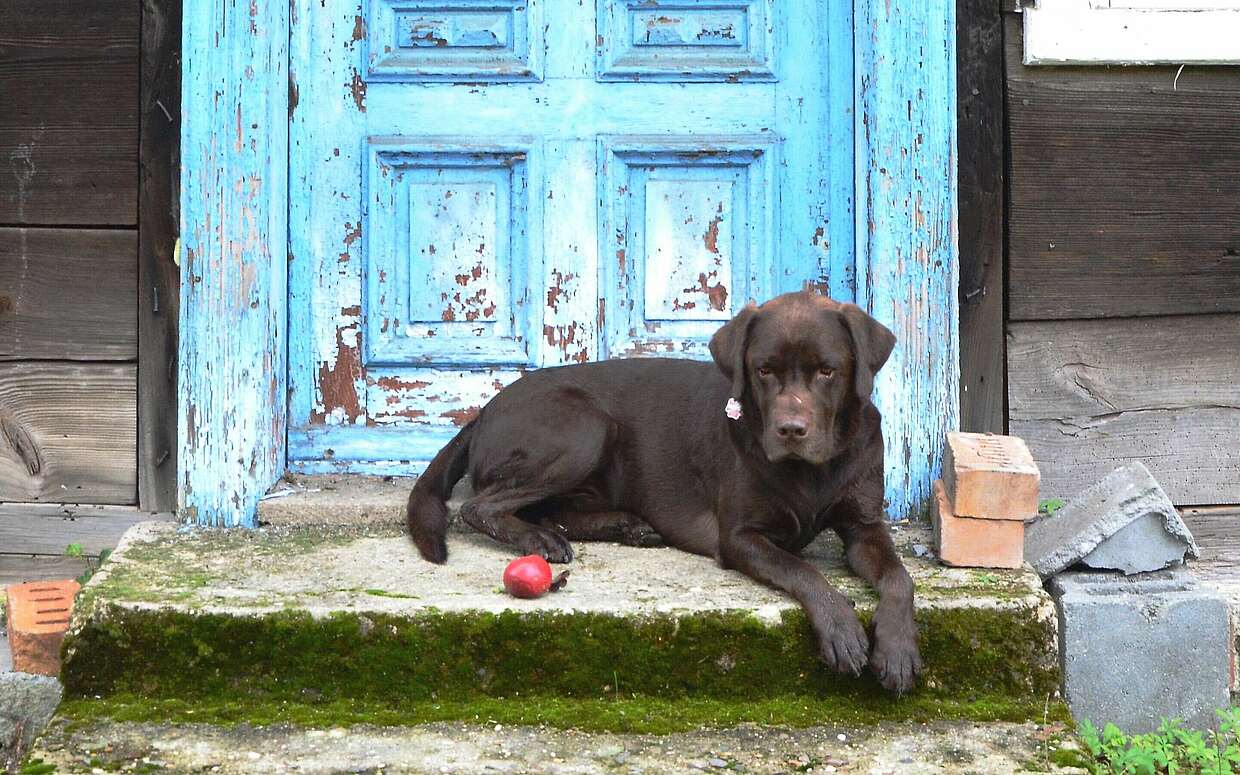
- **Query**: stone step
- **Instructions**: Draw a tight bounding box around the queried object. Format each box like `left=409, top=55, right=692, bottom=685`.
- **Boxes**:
left=26, top=716, right=1090, bottom=774
left=61, top=516, right=1061, bottom=728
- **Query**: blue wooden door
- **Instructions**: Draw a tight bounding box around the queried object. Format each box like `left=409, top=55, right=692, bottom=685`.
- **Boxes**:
left=288, top=0, right=856, bottom=474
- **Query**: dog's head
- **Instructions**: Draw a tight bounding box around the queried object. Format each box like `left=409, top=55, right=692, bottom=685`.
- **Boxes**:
left=709, top=291, right=895, bottom=465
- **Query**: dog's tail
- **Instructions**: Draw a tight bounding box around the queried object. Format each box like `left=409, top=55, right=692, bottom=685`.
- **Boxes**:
left=407, top=419, right=476, bottom=563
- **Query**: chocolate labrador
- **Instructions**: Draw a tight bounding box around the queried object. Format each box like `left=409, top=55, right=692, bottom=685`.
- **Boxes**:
left=407, top=290, right=922, bottom=694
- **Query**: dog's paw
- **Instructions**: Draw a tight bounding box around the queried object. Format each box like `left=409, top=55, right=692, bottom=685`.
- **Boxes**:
left=869, top=630, right=923, bottom=696
left=814, top=607, right=870, bottom=677
left=516, top=528, right=575, bottom=564
left=623, top=522, right=665, bottom=548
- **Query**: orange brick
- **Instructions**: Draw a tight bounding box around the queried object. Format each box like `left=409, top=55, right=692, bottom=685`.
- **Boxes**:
left=6, top=579, right=80, bottom=676
left=943, top=432, right=1040, bottom=521
left=932, top=479, right=1025, bottom=569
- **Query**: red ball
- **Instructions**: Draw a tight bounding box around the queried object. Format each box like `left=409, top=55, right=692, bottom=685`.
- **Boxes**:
left=503, top=555, right=553, bottom=599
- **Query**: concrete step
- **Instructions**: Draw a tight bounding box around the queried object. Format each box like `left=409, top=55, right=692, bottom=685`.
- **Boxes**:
left=59, top=515, right=1062, bottom=729
left=27, top=716, right=1090, bottom=774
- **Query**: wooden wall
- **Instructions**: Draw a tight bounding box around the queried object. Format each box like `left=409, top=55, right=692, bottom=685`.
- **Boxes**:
left=0, top=0, right=139, bottom=504
left=0, top=1, right=179, bottom=581
left=1004, top=11, right=1240, bottom=505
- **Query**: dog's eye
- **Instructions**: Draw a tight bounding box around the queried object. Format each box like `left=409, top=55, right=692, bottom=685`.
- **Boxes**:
left=818, top=368, right=835, bottom=379
left=756, top=367, right=773, bottom=377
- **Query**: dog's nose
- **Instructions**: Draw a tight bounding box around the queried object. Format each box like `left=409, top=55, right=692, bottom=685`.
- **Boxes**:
left=776, top=417, right=809, bottom=439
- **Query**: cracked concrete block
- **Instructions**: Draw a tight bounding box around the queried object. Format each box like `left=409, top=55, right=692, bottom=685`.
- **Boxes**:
left=1024, top=462, right=1198, bottom=579
left=1050, top=570, right=1231, bottom=733
left=0, top=672, right=62, bottom=772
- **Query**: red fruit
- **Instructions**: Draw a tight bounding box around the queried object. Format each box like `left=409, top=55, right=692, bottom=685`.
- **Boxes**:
left=502, top=555, right=569, bottom=599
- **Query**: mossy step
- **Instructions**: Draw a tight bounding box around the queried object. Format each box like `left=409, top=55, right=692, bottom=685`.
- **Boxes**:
left=62, top=522, right=1061, bottom=728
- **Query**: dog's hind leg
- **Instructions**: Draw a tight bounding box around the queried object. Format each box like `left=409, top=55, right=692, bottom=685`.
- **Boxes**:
left=532, top=509, right=664, bottom=548
left=458, top=389, right=615, bottom=563
left=459, top=485, right=581, bottom=562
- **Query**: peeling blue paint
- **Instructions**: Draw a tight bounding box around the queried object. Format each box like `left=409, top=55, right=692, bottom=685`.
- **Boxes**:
left=183, top=0, right=957, bottom=525
left=179, top=0, right=289, bottom=526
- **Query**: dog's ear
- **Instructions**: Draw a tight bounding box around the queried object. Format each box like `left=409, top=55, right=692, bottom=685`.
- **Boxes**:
left=709, top=303, right=758, bottom=400
left=839, top=304, right=896, bottom=403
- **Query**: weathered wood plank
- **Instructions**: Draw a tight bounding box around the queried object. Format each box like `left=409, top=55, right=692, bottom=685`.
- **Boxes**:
left=855, top=0, right=959, bottom=519
left=0, top=555, right=92, bottom=587
left=180, top=0, right=289, bottom=525
left=0, top=228, right=137, bottom=360
left=0, top=363, right=136, bottom=504
left=0, top=0, right=139, bottom=225
left=0, top=503, right=171, bottom=556
left=138, top=0, right=182, bottom=512
left=957, top=0, right=1006, bottom=434
left=1005, top=16, right=1240, bottom=321
left=1008, top=315, right=1240, bottom=505
left=1182, top=506, right=1240, bottom=581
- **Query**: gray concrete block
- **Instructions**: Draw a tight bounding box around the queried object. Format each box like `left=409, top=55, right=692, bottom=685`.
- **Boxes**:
left=1050, top=569, right=1231, bottom=733
left=1079, top=512, right=1196, bottom=575
left=0, top=672, right=62, bottom=772
left=1024, top=462, right=1198, bottom=579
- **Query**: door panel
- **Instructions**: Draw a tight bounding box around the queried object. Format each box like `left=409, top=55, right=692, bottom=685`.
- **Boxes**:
left=289, top=0, right=854, bottom=473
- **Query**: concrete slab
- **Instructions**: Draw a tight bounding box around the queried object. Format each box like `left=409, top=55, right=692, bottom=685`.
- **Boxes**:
left=60, top=520, right=1059, bottom=717
left=1049, top=570, right=1231, bottom=733
left=28, top=717, right=1089, bottom=774
left=1024, top=463, right=1199, bottom=579
left=0, top=672, right=62, bottom=771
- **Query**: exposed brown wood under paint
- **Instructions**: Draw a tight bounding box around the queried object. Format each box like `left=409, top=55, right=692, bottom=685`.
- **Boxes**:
left=1006, top=15, right=1240, bottom=321
left=0, top=363, right=136, bottom=504
left=1007, top=314, right=1240, bottom=506
left=0, top=0, right=140, bottom=225
left=956, top=0, right=1006, bottom=434
left=0, top=503, right=173, bottom=557
left=0, top=228, right=137, bottom=361
left=137, top=0, right=182, bottom=512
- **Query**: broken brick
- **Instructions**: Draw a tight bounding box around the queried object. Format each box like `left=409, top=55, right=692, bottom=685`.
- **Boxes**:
left=5, top=579, right=80, bottom=676
left=932, top=479, right=1025, bottom=569
left=943, top=432, right=1040, bottom=521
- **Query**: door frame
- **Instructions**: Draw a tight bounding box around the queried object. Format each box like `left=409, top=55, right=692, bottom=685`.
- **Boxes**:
left=178, top=0, right=958, bottom=526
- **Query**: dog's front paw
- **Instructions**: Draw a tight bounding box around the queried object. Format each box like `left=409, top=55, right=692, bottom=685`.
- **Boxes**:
left=516, top=528, right=575, bottom=564
left=869, top=617, right=923, bottom=696
left=812, top=604, right=870, bottom=677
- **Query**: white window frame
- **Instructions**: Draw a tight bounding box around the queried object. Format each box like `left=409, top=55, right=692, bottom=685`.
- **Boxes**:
left=1023, top=0, right=1240, bottom=65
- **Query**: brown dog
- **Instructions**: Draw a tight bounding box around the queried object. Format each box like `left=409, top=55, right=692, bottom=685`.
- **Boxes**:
left=407, top=290, right=922, bottom=694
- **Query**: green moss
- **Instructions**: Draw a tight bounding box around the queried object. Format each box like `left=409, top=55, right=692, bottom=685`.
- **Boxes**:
left=58, top=694, right=1071, bottom=735
left=1047, top=746, right=1093, bottom=769
left=62, top=602, right=1057, bottom=711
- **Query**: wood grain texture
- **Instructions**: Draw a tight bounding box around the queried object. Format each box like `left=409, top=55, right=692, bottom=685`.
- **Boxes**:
left=957, top=0, right=1006, bottom=434
left=0, top=555, right=92, bottom=586
left=138, top=0, right=181, bottom=512
left=0, top=503, right=171, bottom=557
left=180, top=0, right=288, bottom=526
left=855, top=0, right=959, bottom=519
left=0, top=228, right=137, bottom=360
left=1008, top=315, right=1240, bottom=505
left=1006, top=16, right=1240, bottom=321
left=1182, top=506, right=1240, bottom=581
left=0, top=0, right=139, bottom=225
left=0, top=363, right=136, bottom=504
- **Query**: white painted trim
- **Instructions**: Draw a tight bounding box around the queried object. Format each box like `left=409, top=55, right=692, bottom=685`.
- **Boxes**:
left=1024, top=0, right=1240, bottom=64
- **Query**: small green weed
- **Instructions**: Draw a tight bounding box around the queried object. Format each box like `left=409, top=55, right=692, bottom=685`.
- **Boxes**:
left=1079, top=707, right=1240, bottom=774
left=19, top=758, right=56, bottom=774
left=1039, top=499, right=1066, bottom=517
left=65, top=544, right=112, bottom=586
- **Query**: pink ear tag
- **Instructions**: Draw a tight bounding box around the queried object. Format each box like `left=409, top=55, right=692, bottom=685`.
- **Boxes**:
left=725, top=398, right=743, bottom=420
